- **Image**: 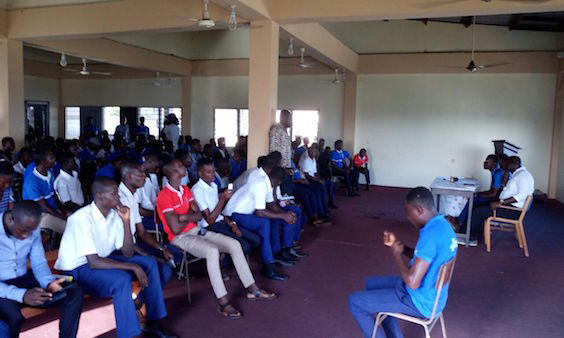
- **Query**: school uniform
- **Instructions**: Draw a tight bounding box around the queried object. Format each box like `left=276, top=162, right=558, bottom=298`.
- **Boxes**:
left=156, top=183, right=254, bottom=300
left=54, top=170, right=85, bottom=206
left=353, top=154, right=370, bottom=187
left=0, top=214, right=83, bottom=338
left=192, top=179, right=260, bottom=254
left=55, top=202, right=167, bottom=338
left=22, top=168, right=66, bottom=234
left=330, top=149, right=358, bottom=194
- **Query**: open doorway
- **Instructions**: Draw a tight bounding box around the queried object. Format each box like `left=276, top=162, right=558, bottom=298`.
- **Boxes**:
left=25, top=101, right=50, bottom=139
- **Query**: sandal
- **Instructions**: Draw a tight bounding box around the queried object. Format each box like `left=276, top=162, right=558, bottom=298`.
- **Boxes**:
left=247, top=288, right=277, bottom=301
left=217, top=303, right=242, bottom=319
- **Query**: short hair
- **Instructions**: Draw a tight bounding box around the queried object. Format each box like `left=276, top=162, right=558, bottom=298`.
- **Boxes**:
left=268, top=166, right=286, bottom=182
left=280, top=109, right=291, bottom=117
left=406, top=186, right=435, bottom=211
left=360, top=148, right=366, bottom=153
left=120, top=161, right=142, bottom=179
left=174, top=149, right=190, bottom=161
left=257, top=156, right=267, bottom=168
left=0, top=161, right=14, bottom=177
left=218, top=137, right=225, bottom=142
left=91, top=176, right=117, bottom=195
left=2, top=137, right=14, bottom=147
left=12, top=201, right=42, bottom=223
left=485, top=154, right=498, bottom=164
left=509, top=156, right=521, bottom=166
left=58, top=152, right=75, bottom=167
left=267, top=151, right=282, bottom=166
left=32, top=147, right=51, bottom=165
left=18, top=147, right=33, bottom=158
left=500, top=154, right=509, bottom=162
left=197, top=157, right=215, bottom=170
left=191, top=138, right=201, bottom=145
left=334, top=139, right=343, bottom=147
left=161, top=158, right=178, bottom=178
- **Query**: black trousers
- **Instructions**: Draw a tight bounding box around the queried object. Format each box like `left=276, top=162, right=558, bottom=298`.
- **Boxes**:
left=0, top=270, right=83, bottom=338
left=467, top=205, right=521, bottom=241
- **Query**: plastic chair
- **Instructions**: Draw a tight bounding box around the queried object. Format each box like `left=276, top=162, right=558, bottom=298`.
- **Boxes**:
left=372, top=256, right=457, bottom=338
left=484, top=196, right=532, bottom=257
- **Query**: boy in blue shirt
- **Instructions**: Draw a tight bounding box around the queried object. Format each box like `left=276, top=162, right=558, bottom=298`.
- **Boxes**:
left=330, top=140, right=358, bottom=197
left=348, top=187, right=457, bottom=338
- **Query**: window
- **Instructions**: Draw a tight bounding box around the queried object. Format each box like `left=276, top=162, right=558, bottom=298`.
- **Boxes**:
left=160, top=108, right=182, bottom=131
left=276, top=109, right=320, bottom=142
left=65, top=107, right=81, bottom=140
left=213, top=108, right=248, bottom=147
left=102, top=106, right=121, bottom=136
left=138, top=107, right=182, bottom=138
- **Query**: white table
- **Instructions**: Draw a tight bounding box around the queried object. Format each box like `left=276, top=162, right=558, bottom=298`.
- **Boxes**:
left=430, top=177, right=479, bottom=247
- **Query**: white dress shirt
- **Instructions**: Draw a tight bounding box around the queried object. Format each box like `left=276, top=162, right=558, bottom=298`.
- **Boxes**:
left=300, top=155, right=317, bottom=177
left=499, top=167, right=534, bottom=208
left=140, top=175, right=158, bottom=211
left=54, top=170, right=84, bottom=206
left=233, top=167, right=256, bottom=191
left=55, top=202, right=125, bottom=271
left=223, top=178, right=270, bottom=217
left=192, top=179, right=223, bottom=228
left=118, top=182, right=143, bottom=241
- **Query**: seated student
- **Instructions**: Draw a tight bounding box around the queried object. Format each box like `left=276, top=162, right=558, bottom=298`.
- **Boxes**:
left=95, top=153, right=124, bottom=180
left=0, top=137, right=15, bottom=163
left=353, top=148, right=371, bottom=191
left=293, top=136, right=309, bottom=165
left=499, top=154, right=512, bottom=186
left=192, top=157, right=260, bottom=255
left=157, top=159, right=275, bottom=319
left=138, top=153, right=161, bottom=230
left=118, top=163, right=173, bottom=292
left=213, top=137, right=230, bottom=163
left=189, top=139, right=202, bottom=179
left=456, top=154, right=504, bottom=226
left=466, top=156, right=534, bottom=244
left=317, top=146, right=337, bottom=208
left=0, top=201, right=83, bottom=338
left=300, top=143, right=337, bottom=210
left=65, top=141, right=83, bottom=173
left=162, top=149, right=191, bottom=187
left=13, top=147, right=33, bottom=175
left=330, top=140, right=359, bottom=197
left=223, top=166, right=299, bottom=280
left=54, top=153, right=85, bottom=213
left=22, top=148, right=67, bottom=235
left=230, top=149, right=247, bottom=181
left=55, top=177, right=174, bottom=338
left=348, top=187, right=458, bottom=338
left=0, top=162, right=15, bottom=213
left=291, top=160, right=331, bottom=227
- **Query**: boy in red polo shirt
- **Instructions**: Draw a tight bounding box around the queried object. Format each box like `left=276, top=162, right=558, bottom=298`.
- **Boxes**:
left=156, top=159, right=275, bottom=319
left=353, top=148, right=370, bottom=191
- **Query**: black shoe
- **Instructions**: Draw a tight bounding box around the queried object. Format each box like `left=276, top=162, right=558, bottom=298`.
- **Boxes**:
left=354, top=191, right=361, bottom=196
left=329, top=203, right=339, bottom=209
left=289, top=247, right=308, bottom=258
left=273, top=253, right=294, bottom=266
left=143, top=323, right=177, bottom=338
left=281, top=250, right=299, bottom=262
left=262, top=265, right=288, bottom=281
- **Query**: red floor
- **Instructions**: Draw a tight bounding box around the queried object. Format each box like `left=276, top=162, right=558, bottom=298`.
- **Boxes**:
left=21, top=186, right=564, bottom=337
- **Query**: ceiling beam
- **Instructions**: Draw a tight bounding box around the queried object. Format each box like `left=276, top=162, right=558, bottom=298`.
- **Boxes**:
left=0, top=10, right=7, bottom=38
left=269, top=0, right=564, bottom=24
left=281, top=23, right=358, bottom=73
left=25, top=38, right=192, bottom=76
left=7, top=0, right=235, bottom=40
left=211, top=0, right=272, bottom=20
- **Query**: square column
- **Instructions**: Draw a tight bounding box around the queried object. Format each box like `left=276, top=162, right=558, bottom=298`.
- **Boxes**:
left=0, top=39, right=25, bottom=147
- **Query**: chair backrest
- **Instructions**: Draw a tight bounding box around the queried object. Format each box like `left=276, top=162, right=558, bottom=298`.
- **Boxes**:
left=428, top=255, right=457, bottom=321
left=518, top=196, right=532, bottom=222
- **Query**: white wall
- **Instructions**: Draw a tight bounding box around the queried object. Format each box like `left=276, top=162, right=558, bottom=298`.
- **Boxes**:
left=355, top=73, right=556, bottom=193
left=190, top=74, right=344, bottom=146
left=557, top=95, right=564, bottom=203
left=24, top=75, right=59, bottom=137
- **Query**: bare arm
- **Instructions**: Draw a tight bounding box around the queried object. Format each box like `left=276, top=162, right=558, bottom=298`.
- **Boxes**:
left=201, top=190, right=231, bottom=225
left=37, top=199, right=65, bottom=218
left=163, top=201, right=202, bottom=235
left=139, top=206, right=154, bottom=217
left=115, top=205, right=134, bottom=258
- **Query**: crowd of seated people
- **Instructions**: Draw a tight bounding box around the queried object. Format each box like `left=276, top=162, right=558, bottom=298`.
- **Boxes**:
left=0, top=110, right=367, bottom=337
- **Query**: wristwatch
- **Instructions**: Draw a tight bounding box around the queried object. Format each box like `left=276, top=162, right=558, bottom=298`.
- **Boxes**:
left=499, top=199, right=505, bottom=205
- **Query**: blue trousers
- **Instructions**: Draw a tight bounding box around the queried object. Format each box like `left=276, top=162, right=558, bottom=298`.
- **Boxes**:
left=348, top=276, right=423, bottom=338
left=0, top=321, right=8, bottom=338
left=69, top=254, right=168, bottom=338
left=306, top=181, right=329, bottom=215
left=135, top=243, right=173, bottom=287
left=356, top=168, right=371, bottom=186
left=282, top=205, right=304, bottom=236
left=293, top=183, right=319, bottom=218
left=230, top=213, right=274, bottom=264
left=324, top=179, right=335, bottom=204
left=457, top=196, right=492, bottom=225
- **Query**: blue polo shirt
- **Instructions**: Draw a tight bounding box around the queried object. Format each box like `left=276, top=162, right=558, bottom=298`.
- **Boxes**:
left=330, top=149, right=351, bottom=169
left=407, top=214, right=457, bottom=319
left=491, top=166, right=505, bottom=189
left=80, top=148, right=96, bottom=163
left=22, top=168, right=57, bottom=210
left=96, top=163, right=115, bottom=179
left=230, top=158, right=247, bottom=181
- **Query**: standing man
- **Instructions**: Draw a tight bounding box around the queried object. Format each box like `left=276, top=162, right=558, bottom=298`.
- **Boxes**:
left=83, top=117, right=99, bottom=139
left=348, top=187, right=457, bottom=338
left=269, top=109, right=293, bottom=173
left=134, top=116, right=150, bottom=141
left=0, top=201, right=83, bottom=338
left=114, top=116, right=130, bottom=143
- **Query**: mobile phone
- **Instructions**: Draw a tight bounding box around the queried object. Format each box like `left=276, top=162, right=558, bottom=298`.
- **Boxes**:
left=228, top=183, right=233, bottom=191
left=40, top=284, right=73, bottom=307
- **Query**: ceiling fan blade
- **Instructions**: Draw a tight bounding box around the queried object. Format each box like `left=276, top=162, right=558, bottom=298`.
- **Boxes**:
left=91, top=71, right=112, bottom=76
left=480, top=62, right=511, bottom=68
left=170, top=15, right=199, bottom=22
left=62, top=68, right=81, bottom=72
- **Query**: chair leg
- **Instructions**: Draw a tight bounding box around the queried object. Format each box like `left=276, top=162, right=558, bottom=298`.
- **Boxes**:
left=423, top=324, right=431, bottom=338
left=484, top=218, right=491, bottom=252
left=440, top=313, right=447, bottom=338
left=185, top=255, right=192, bottom=304
left=514, top=224, right=523, bottom=248
left=372, top=314, right=386, bottom=338
left=518, top=222, right=529, bottom=257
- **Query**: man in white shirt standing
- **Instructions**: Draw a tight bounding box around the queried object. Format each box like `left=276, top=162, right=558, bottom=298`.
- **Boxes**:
left=54, top=153, right=84, bottom=213
left=55, top=177, right=175, bottom=338
left=468, top=156, right=534, bottom=244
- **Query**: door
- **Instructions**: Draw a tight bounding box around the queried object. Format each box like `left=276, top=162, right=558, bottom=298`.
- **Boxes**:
left=80, top=106, right=102, bottom=136
left=25, top=101, right=50, bottom=139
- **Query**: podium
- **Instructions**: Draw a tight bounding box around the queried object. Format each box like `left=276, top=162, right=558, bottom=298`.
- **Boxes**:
left=492, top=140, right=521, bottom=156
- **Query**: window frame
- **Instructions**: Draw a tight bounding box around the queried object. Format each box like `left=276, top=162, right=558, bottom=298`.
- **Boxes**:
left=213, top=107, right=248, bottom=146
left=276, top=108, right=321, bottom=142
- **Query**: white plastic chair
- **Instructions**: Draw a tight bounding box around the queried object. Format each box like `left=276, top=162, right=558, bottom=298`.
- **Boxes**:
left=372, top=256, right=457, bottom=338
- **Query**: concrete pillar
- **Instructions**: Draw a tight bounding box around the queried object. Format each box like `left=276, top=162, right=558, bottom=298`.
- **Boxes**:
left=58, top=78, right=65, bottom=138
left=0, top=39, right=25, bottom=147
left=548, top=59, right=563, bottom=199
left=247, top=20, right=279, bottom=166
left=181, top=76, right=191, bottom=136
left=342, top=72, right=357, bottom=152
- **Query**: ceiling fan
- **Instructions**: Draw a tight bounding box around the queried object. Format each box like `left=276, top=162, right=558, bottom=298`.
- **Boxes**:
left=63, top=58, right=111, bottom=76
left=321, top=69, right=346, bottom=84
left=142, top=72, right=174, bottom=87
left=438, top=17, right=509, bottom=72
left=174, top=0, right=242, bottom=31
left=297, top=47, right=313, bottom=69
